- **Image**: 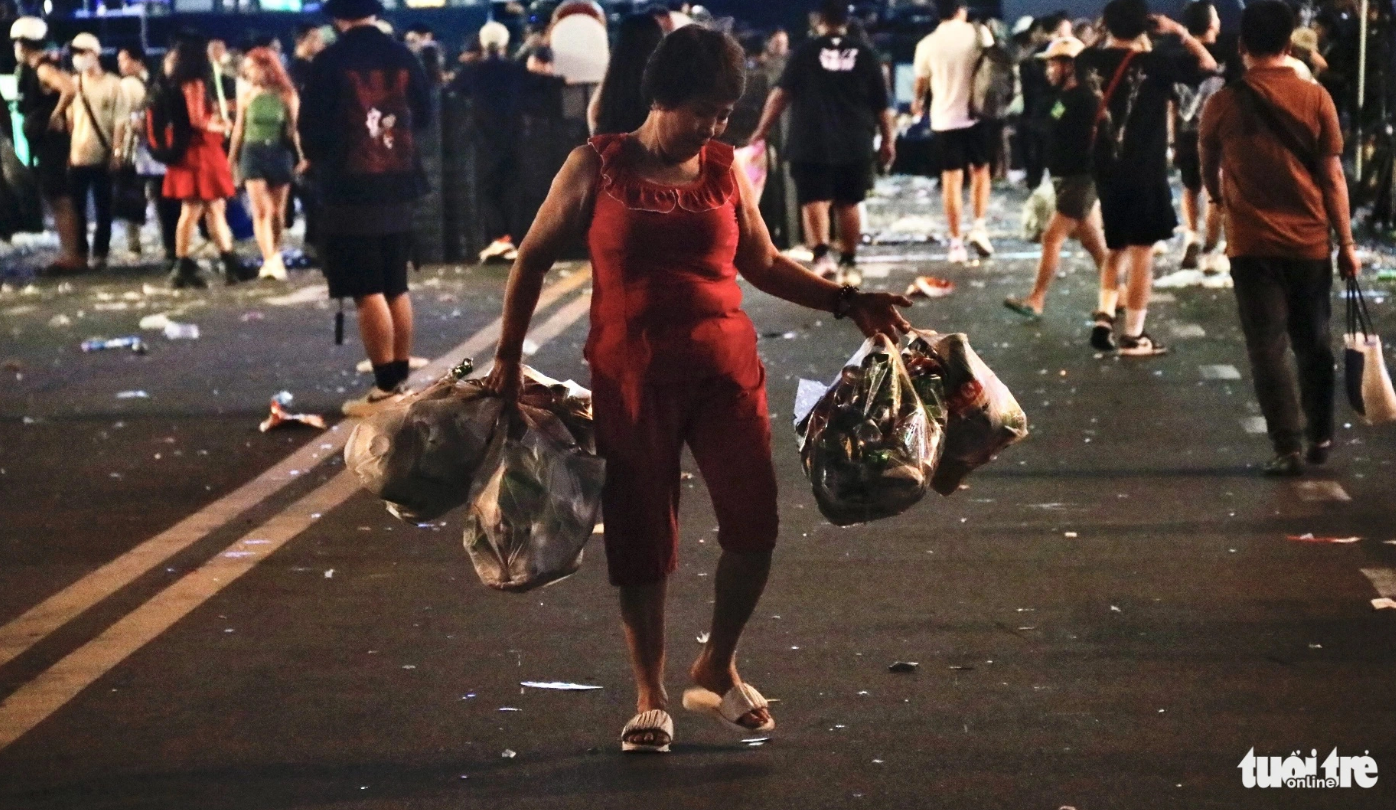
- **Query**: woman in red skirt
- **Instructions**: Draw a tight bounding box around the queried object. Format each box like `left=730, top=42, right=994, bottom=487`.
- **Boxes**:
left=484, top=26, right=911, bottom=752
left=161, top=39, right=243, bottom=289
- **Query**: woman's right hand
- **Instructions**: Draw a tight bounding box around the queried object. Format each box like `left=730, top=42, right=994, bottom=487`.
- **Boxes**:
left=482, top=356, right=523, bottom=401
left=848, top=291, right=914, bottom=343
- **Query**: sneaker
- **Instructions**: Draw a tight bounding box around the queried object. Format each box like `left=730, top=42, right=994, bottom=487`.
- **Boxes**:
left=947, top=242, right=969, bottom=264
left=478, top=237, right=516, bottom=263
left=342, top=385, right=407, bottom=417
left=810, top=252, right=837, bottom=279
left=1262, top=452, right=1304, bottom=477
left=258, top=254, right=289, bottom=281
left=1181, top=241, right=1201, bottom=270
left=1089, top=312, right=1116, bottom=352
left=967, top=229, right=995, bottom=258
left=1305, top=440, right=1333, bottom=465
left=1118, top=332, right=1169, bottom=357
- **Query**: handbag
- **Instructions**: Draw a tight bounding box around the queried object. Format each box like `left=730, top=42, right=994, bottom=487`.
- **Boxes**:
left=1343, top=276, right=1396, bottom=424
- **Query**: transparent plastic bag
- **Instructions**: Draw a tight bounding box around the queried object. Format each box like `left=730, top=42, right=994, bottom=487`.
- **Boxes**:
left=903, top=330, right=1028, bottom=495
left=344, top=362, right=503, bottom=523
left=795, top=335, right=942, bottom=526
left=463, top=372, right=605, bottom=592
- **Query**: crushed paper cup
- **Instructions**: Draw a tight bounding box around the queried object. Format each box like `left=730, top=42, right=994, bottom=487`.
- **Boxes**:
left=259, top=393, right=327, bottom=432
left=906, top=276, right=955, bottom=298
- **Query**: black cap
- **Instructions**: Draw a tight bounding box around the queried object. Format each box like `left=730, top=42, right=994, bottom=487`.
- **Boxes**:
left=323, top=0, right=384, bottom=21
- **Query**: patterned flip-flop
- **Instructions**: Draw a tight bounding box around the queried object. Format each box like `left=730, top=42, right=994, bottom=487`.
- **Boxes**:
left=682, top=683, right=776, bottom=734
left=620, top=709, right=673, bottom=753
left=1003, top=298, right=1042, bottom=320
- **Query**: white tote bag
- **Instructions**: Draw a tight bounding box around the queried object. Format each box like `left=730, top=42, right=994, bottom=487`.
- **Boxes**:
left=1343, top=278, right=1396, bottom=424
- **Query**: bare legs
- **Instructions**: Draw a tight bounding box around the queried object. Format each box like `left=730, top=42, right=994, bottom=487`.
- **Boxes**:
left=1012, top=204, right=1108, bottom=315
left=832, top=203, right=860, bottom=256
left=245, top=179, right=291, bottom=266
left=174, top=199, right=233, bottom=258
left=619, top=580, right=668, bottom=746
left=354, top=291, right=412, bottom=366
left=801, top=201, right=830, bottom=251
left=942, top=164, right=991, bottom=241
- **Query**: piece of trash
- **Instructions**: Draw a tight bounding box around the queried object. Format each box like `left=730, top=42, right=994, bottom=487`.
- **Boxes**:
left=501, top=749, right=517, bottom=759
left=696, top=631, right=710, bottom=644
left=888, top=661, right=919, bottom=673
left=906, top=276, right=955, bottom=298
left=48, top=314, right=72, bottom=328
left=1286, top=534, right=1361, bottom=544
left=162, top=321, right=200, bottom=340
left=116, top=390, right=150, bottom=399
left=680, top=472, right=695, bottom=480
left=139, top=313, right=172, bottom=330
left=521, top=338, right=540, bottom=356
left=1063, top=531, right=1078, bottom=538
left=1110, top=605, right=1122, bottom=613
left=519, top=681, right=603, bottom=691
left=592, top=523, right=604, bottom=535
left=498, top=707, right=521, bottom=712
left=1308, top=643, right=1322, bottom=649
left=324, top=569, right=334, bottom=579
left=1372, top=598, right=1396, bottom=610
left=259, top=392, right=327, bottom=432
left=948, top=665, right=974, bottom=671
left=82, top=336, right=147, bottom=354
left=742, top=736, right=770, bottom=747
left=240, top=311, right=265, bottom=322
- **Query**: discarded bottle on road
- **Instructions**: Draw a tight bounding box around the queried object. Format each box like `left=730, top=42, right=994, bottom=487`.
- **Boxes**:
left=162, top=322, right=200, bottom=340
left=81, top=336, right=147, bottom=354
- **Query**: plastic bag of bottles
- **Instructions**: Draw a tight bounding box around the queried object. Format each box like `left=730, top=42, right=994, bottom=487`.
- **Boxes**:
left=344, top=359, right=503, bottom=524
left=795, top=335, right=943, bottom=526
left=463, top=372, right=605, bottom=592
left=902, top=330, right=1028, bottom=494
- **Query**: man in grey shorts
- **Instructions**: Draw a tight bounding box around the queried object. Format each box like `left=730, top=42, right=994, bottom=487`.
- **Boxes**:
left=1004, top=36, right=1108, bottom=320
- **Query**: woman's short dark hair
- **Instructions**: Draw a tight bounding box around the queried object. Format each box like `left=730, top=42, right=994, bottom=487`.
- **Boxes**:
left=1182, top=1, right=1215, bottom=35
left=1103, top=0, right=1150, bottom=40
left=1241, top=0, right=1295, bottom=56
left=641, top=25, right=747, bottom=109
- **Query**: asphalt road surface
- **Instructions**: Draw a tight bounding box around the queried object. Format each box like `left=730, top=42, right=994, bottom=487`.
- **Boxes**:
left=2, top=178, right=1394, bottom=810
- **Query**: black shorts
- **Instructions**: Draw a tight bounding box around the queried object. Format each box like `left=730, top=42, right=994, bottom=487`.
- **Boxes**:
left=239, top=142, right=295, bottom=187
left=1097, top=178, right=1178, bottom=250
left=1175, top=130, right=1202, bottom=192
left=790, top=161, right=872, bottom=206
left=936, top=122, right=991, bottom=172
left=1052, top=175, right=1098, bottom=221
left=323, top=232, right=412, bottom=300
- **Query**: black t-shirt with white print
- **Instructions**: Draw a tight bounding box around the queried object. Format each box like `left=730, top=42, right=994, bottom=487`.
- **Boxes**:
left=1076, top=47, right=1192, bottom=184
left=778, top=33, right=889, bottom=165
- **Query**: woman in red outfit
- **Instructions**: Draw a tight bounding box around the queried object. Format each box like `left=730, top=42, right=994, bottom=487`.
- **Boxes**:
left=161, top=40, right=242, bottom=289
left=484, top=27, right=911, bottom=753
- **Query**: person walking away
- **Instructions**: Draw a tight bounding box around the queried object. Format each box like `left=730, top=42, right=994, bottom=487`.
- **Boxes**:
left=161, top=38, right=243, bottom=289
left=115, top=45, right=181, bottom=272
left=228, top=47, right=306, bottom=281
left=1078, top=0, right=1216, bottom=355
left=10, top=18, right=84, bottom=273
left=750, top=0, right=896, bottom=282
left=588, top=13, right=664, bottom=136
left=299, top=0, right=432, bottom=416
left=1017, top=15, right=1068, bottom=190
left=483, top=26, right=910, bottom=753
left=1004, top=36, right=1110, bottom=319
left=912, top=0, right=998, bottom=263
left=451, top=22, right=526, bottom=264
left=1200, top=0, right=1358, bottom=476
left=1174, top=1, right=1229, bottom=272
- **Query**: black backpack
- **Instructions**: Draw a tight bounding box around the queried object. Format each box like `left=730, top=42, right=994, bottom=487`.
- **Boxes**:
left=144, top=81, right=193, bottom=166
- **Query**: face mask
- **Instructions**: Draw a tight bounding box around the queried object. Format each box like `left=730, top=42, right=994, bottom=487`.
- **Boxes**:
left=73, top=53, right=96, bottom=72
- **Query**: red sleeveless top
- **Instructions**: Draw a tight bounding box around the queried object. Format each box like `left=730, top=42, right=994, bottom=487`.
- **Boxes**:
left=585, top=134, right=762, bottom=417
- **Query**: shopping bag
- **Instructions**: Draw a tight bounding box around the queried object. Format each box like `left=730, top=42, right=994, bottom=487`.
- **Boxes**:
left=734, top=139, right=768, bottom=202
left=1021, top=175, right=1055, bottom=243
left=344, top=361, right=505, bottom=523
left=1343, top=277, right=1396, bottom=424
left=463, top=371, right=605, bottom=592
left=795, top=335, right=942, bottom=526
left=902, top=329, right=1028, bottom=494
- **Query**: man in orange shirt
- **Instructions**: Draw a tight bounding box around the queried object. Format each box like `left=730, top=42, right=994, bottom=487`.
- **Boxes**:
left=1199, top=0, right=1359, bottom=476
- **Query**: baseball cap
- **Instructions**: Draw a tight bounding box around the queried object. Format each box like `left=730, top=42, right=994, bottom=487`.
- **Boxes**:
left=71, top=32, right=101, bottom=52
left=478, top=21, right=510, bottom=51
left=10, top=17, right=47, bottom=42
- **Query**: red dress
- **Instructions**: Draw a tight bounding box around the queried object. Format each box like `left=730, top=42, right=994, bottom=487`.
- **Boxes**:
left=162, top=80, right=236, bottom=202
left=585, top=133, right=779, bottom=587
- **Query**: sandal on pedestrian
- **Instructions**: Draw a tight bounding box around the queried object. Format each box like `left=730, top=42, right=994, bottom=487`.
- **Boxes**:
left=681, top=683, right=776, bottom=734
left=620, top=709, right=673, bottom=754
left=1003, top=298, right=1041, bottom=320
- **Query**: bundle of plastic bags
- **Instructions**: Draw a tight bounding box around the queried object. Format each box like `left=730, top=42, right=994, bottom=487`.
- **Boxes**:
left=794, top=330, right=1028, bottom=524
left=902, top=329, right=1029, bottom=495
left=794, top=335, right=942, bottom=526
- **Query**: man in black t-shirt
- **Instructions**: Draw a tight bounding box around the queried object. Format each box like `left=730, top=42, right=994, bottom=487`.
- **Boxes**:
left=1005, top=36, right=1110, bottom=321
left=751, top=0, right=895, bottom=282
left=1076, top=0, right=1216, bottom=357
left=1172, top=1, right=1231, bottom=271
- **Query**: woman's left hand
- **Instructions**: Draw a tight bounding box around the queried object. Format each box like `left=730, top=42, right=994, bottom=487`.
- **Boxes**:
left=848, top=291, right=914, bottom=342
left=294, top=159, right=310, bottom=176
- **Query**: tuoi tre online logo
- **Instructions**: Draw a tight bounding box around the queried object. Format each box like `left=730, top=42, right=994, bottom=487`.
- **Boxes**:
left=1239, top=748, right=1378, bottom=789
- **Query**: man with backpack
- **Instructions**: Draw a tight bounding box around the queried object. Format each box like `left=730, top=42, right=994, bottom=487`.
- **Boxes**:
left=298, top=0, right=433, bottom=416
left=1200, top=0, right=1358, bottom=475
left=912, top=0, right=1003, bottom=263
left=1077, top=0, right=1216, bottom=356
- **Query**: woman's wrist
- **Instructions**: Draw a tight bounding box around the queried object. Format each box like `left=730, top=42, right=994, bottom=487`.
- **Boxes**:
left=831, top=283, right=861, bottom=320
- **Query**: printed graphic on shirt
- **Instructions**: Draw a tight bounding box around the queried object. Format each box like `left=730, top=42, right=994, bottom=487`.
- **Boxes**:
left=1174, top=75, right=1225, bottom=129
left=819, top=38, right=858, bottom=72
left=344, top=68, right=416, bottom=175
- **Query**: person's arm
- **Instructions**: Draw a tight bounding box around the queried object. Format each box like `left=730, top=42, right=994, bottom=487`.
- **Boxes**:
left=911, top=40, right=931, bottom=119
left=227, top=94, right=248, bottom=178
left=731, top=165, right=911, bottom=340
left=38, top=64, right=76, bottom=130
left=749, top=87, right=789, bottom=145
left=878, top=107, right=896, bottom=170
left=1153, top=15, right=1218, bottom=73
left=866, top=50, right=896, bottom=170
left=482, top=145, right=600, bottom=398
left=1313, top=95, right=1357, bottom=278
left=1198, top=93, right=1224, bottom=206
left=287, top=93, right=309, bottom=173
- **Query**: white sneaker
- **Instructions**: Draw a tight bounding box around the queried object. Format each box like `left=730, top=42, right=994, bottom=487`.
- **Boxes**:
left=947, top=242, right=969, bottom=264
left=810, top=253, right=837, bottom=278
left=341, top=385, right=406, bottom=417
left=478, top=237, right=516, bottom=263
left=258, top=254, right=288, bottom=281
left=967, top=229, right=995, bottom=258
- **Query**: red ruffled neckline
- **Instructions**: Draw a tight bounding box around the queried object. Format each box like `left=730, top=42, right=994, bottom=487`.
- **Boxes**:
left=590, top=133, right=736, bottom=214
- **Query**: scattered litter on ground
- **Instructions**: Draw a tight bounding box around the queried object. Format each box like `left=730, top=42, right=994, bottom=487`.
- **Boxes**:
left=116, top=390, right=150, bottom=399
left=82, top=336, right=147, bottom=354
left=324, top=569, right=334, bottom=578
left=1286, top=534, right=1361, bottom=544
left=519, top=681, right=603, bottom=691
left=743, top=737, right=771, bottom=747
left=888, top=661, right=919, bottom=673
left=1063, top=531, right=1078, bottom=538
left=1110, top=605, right=1122, bottom=613
left=948, top=665, right=974, bottom=671
left=592, top=523, right=604, bottom=535
left=1154, top=269, right=1233, bottom=289
left=265, top=285, right=328, bottom=306
left=139, top=313, right=172, bottom=331
left=501, top=749, right=517, bottom=759
left=240, top=311, right=265, bottom=322
left=696, top=632, right=710, bottom=644
left=259, top=391, right=327, bottom=432
left=163, top=322, right=200, bottom=340
left=906, top=276, right=955, bottom=298
left=48, top=314, right=72, bottom=328
left=1372, top=598, right=1396, bottom=610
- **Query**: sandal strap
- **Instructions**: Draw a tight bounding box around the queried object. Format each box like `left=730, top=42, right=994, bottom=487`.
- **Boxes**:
left=719, top=683, right=768, bottom=723
left=621, top=709, right=674, bottom=741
